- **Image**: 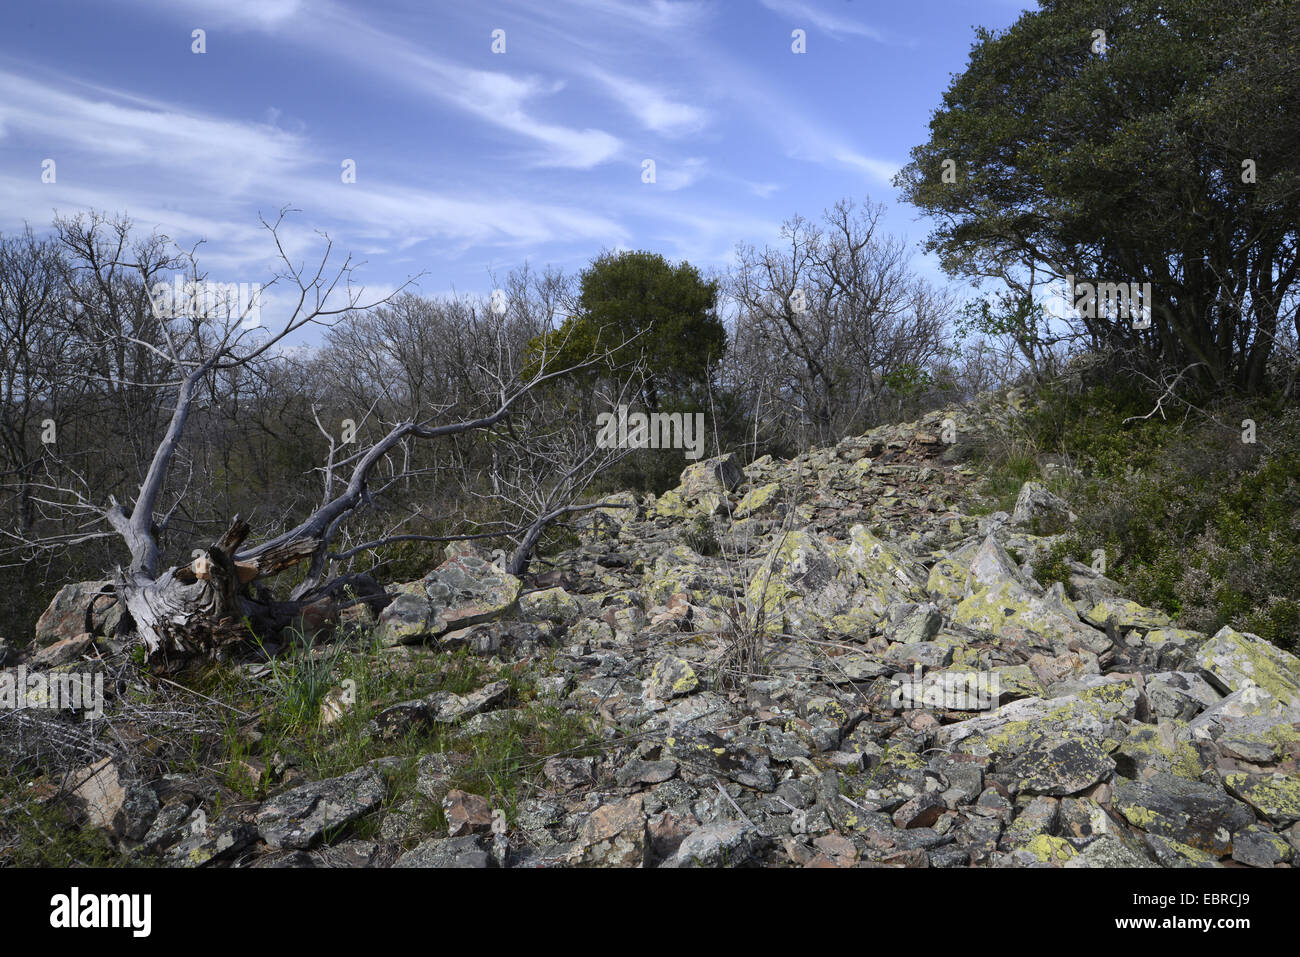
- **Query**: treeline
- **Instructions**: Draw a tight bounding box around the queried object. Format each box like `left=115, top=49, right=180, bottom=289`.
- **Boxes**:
left=0, top=201, right=1007, bottom=639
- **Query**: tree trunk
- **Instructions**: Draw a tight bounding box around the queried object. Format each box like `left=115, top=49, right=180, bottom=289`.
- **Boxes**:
left=115, top=516, right=324, bottom=668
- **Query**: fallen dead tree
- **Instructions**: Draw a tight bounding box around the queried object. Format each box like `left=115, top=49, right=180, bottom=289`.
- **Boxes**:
left=17, top=211, right=642, bottom=667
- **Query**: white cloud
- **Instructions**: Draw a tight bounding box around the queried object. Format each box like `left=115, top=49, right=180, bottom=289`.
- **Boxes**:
left=833, top=150, right=899, bottom=185
left=757, top=0, right=885, bottom=41
left=655, top=157, right=709, bottom=191
left=587, top=68, right=709, bottom=137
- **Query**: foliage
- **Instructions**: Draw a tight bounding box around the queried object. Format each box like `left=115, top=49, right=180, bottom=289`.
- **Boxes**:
left=1025, top=380, right=1300, bottom=653
left=897, top=0, right=1300, bottom=393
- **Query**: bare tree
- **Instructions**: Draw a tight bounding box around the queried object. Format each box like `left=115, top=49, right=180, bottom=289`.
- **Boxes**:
left=729, top=198, right=955, bottom=447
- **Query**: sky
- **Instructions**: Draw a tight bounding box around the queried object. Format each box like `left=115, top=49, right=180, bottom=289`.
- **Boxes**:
left=0, top=0, right=1034, bottom=318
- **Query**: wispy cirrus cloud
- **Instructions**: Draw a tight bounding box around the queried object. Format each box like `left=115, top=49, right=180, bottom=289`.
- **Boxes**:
left=586, top=67, right=710, bottom=137
left=757, top=0, right=887, bottom=42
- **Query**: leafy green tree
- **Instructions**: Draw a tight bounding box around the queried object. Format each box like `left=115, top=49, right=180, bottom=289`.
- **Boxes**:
left=896, top=0, right=1300, bottom=393
left=530, top=250, right=725, bottom=411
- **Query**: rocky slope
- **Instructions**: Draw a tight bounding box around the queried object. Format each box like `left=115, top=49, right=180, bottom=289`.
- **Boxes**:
left=7, top=390, right=1300, bottom=867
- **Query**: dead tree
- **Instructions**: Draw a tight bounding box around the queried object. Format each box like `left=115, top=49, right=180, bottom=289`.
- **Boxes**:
left=17, top=220, right=649, bottom=664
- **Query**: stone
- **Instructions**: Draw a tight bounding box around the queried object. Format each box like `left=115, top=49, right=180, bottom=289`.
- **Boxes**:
left=442, top=789, right=493, bottom=836
left=65, top=757, right=159, bottom=841
left=1112, top=773, right=1254, bottom=856
left=394, top=835, right=491, bottom=868
left=1000, top=734, right=1116, bottom=796
left=664, top=822, right=763, bottom=868
left=1194, top=626, right=1300, bottom=707
left=1145, top=671, right=1222, bottom=721
left=647, top=655, right=699, bottom=699
left=1010, top=481, right=1076, bottom=535
left=1230, top=825, right=1294, bottom=867
left=1082, top=598, right=1170, bottom=632
left=375, top=547, right=522, bottom=645
left=33, top=581, right=121, bottom=646
left=564, top=795, right=646, bottom=867
left=256, top=766, right=387, bottom=849
left=1222, top=773, right=1300, bottom=825
left=28, top=633, right=96, bottom=669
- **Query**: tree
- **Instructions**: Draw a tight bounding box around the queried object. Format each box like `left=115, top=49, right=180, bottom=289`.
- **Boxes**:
left=896, top=0, right=1300, bottom=393
left=530, top=250, right=725, bottom=412
left=729, top=198, right=955, bottom=446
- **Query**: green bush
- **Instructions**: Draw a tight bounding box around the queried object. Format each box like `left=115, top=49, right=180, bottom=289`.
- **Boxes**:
left=1026, top=381, right=1300, bottom=654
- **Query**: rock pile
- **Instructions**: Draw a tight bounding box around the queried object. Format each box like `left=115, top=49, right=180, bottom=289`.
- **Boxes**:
left=9, top=390, right=1299, bottom=867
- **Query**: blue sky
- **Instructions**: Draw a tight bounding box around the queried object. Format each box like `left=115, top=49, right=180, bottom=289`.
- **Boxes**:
left=1, top=0, right=1032, bottom=310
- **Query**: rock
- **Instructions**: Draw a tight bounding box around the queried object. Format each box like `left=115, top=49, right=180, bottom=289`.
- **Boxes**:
left=564, top=795, right=646, bottom=867
left=34, top=581, right=121, bottom=646
left=1223, top=773, right=1300, bottom=825
left=370, top=680, right=511, bottom=738
left=1082, top=598, right=1170, bottom=632
left=953, top=536, right=1105, bottom=651
left=663, top=822, right=764, bottom=867
left=1010, top=481, right=1076, bottom=534
left=1194, top=626, right=1300, bottom=707
left=65, top=757, right=159, bottom=841
left=394, top=835, right=491, bottom=868
left=679, top=454, right=745, bottom=499
left=887, top=603, right=943, bottom=645
left=893, top=793, right=947, bottom=829
left=319, top=684, right=355, bottom=727
left=28, top=632, right=96, bottom=669
left=442, top=789, right=493, bottom=836
left=375, top=547, right=522, bottom=645
left=1000, top=734, right=1116, bottom=796
left=543, top=757, right=596, bottom=790
left=647, top=655, right=699, bottom=699
left=1114, top=722, right=1203, bottom=781
left=1112, top=773, right=1254, bottom=855
left=616, top=760, right=678, bottom=787
left=164, top=817, right=258, bottom=867
left=437, top=680, right=511, bottom=723
left=1064, top=835, right=1157, bottom=868
left=519, top=587, right=583, bottom=624
left=1145, top=671, right=1222, bottom=721
left=1231, top=825, right=1294, bottom=867
left=256, top=766, right=387, bottom=849
left=664, top=730, right=775, bottom=791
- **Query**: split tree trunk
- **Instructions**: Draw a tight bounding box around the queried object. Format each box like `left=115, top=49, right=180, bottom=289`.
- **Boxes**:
left=115, top=516, right=321, bottom=667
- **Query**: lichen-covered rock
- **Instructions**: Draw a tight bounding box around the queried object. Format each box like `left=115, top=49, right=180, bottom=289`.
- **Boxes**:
left=1115, top=721, right=1204, bottom=781
left=518, top=587, right=584, bottom=624
left=33, top=580, right=122, bottom=646
left=663, top=822, right=764, bottom=867
left=647, top=655, right=699, bottom=699
left=1001, top=734, right=1116, bottom=796
left=1010, top=481, right=1076, bottom=535
left=1223, top=772, right=1300, bottom=825
left=1083, top=598, right=1171, bottom=632
left=563, top=794, right=646, bottom=867
left=375, top=546, right=521, bottom=646
left=256, top=766, right=387, bottom=849
left=1194, top=626, right=1300, bottom=706
left=1145, top=671, right=1222, bottom=721
left=395, top=835, right=491, bottom=868
left=65, top=757, right=160, bottom=841
left=1112, top=773, right=1254, bottom=855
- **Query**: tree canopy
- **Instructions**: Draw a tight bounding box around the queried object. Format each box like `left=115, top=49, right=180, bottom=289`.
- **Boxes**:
left=529, top=250, right=725, bottom=411
left=896, top=0, right=1300, bottom=392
